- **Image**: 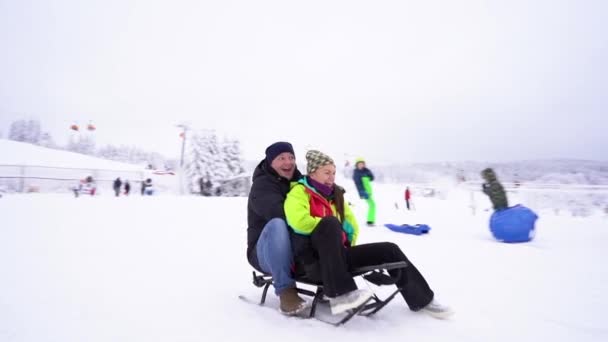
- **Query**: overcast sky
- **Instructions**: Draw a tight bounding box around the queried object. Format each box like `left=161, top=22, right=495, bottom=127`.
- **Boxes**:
left=1, top=0, right=606, bottom=164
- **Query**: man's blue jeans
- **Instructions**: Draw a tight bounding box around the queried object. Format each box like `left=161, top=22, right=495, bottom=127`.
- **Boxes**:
left=256, top=218, right=295, bottom=295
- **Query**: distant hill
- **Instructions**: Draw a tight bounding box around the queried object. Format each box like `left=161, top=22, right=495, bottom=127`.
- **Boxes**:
left=372, top=159, right=608, bottom=185
left=243, top=157, right=608, bottom=186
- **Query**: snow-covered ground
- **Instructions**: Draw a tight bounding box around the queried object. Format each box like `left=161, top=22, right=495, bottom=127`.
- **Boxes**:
left=2, top=139, right=607, bottom=340
left=1, top=189, right=607, bottom=342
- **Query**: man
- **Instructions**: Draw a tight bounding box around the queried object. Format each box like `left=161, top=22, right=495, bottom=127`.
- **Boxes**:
left=405, top=187, right=411, bottom=210
left=113, top=177, right=122, bottom=197
left=246, top=141, right=307, bottom=315
left=353, top=158, right=376, bottom=226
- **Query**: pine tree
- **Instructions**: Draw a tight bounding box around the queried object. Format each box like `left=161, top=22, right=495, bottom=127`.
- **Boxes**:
left=97, top=144, right=167, bottom=168
left=25, top=120, right=41, bottom=144
left=66, top=133, right=95, bottom=155
left=220, top=138, right=248, bottom=196
left=38, top=132, right=56, bottom=148
left=184, top=130, right=234, bottom=195
left=8, top=120, right=27, bottom=142
left=8, top=119, right=51, bottom=146
left=222, top=138, right=245, bottom=177
left=184, top=132, right=208, bottom=194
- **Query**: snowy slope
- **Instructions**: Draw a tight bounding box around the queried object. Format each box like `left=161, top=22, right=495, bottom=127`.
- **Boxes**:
left=0, top=139, right=179, bottom=194
left=0, top=191, right=607, bottom=342
left=0, top=139, right=145, bottom=171
left=1, top=138, right=607, bottom=341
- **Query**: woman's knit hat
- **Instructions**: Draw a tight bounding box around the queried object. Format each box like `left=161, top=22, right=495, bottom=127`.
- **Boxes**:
left=306, top=150, right=334, bottom=174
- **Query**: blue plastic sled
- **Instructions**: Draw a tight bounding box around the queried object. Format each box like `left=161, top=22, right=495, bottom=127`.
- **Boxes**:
left=490, top=204, right=538, bottom=243
left=384, top=224, right=431, bottom=236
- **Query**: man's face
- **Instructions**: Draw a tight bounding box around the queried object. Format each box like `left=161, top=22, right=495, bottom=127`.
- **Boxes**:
left=270, top=152, right=296, bottom=179
left=356, top=161, right=366, bottom=169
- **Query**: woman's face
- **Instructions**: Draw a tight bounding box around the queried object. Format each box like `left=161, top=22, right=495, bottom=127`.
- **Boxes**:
left=310, top=163, right=336, bottom=187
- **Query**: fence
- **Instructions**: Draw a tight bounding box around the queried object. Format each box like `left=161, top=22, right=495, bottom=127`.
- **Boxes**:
left=0, top=164, right=251, bottom=196
left=463, top=182, right=608, bottom=216
left=0, top=164, right=146, bottom=194
left=372, top=181, right=608, bottom=217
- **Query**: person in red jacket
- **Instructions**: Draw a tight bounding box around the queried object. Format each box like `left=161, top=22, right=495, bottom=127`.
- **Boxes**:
left=405, top=187, right=412, bottom=210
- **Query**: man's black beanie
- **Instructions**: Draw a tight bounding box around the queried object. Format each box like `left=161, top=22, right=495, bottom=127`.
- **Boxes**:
left=265, top=141, right=295, bottom=164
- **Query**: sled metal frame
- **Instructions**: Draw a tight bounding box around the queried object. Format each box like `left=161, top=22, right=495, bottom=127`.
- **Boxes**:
left=250, top=261, right=407, bottom=325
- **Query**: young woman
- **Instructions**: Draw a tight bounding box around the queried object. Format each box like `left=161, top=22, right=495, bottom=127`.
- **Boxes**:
left=284, top=150, right=452, bottom=318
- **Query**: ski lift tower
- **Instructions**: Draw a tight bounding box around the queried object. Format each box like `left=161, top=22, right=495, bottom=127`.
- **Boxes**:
left=176, top=123, right=189, bottom=195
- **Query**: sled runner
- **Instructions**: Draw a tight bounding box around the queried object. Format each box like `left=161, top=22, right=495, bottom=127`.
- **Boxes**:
left=248, top=261, right=408, bottom=326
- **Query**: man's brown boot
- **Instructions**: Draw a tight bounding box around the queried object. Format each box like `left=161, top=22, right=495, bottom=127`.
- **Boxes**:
left=279, top=287, right=307, bottom=316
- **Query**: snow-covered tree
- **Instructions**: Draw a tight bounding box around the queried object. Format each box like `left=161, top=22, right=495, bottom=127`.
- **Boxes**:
left=184, top=130, right=228, bottom=195
left=38, top=132, right=56, bottom=148
left=7, top=119, right=58, bottom=148
left=219, top=137, right=248, bottom=196
left=97, top=144, right=167, bottom=168
left=8, top=119, right=42, bottom=144
left=183, top=130, right=248, bottom=196
left=97, top=145, right=119, bottom=160
left=184, top=132, right=208, bottom=194
left=8, top=120, right=27, bottom=142
left=66, top=134, right=96, bottom=155
left=222, top=138, right=245, bottom=177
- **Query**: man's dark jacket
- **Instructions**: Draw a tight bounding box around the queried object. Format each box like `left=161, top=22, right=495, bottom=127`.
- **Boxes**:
left=247, top=159, right=302, bottom=271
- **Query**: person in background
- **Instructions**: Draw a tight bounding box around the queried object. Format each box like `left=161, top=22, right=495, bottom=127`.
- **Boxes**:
left=124, top=180, right=131, bottom=195
left=353, top=158, right=376, bottom=226
left=246, top=141, right=308, bottom=316
left=141, top=178, right=154, bottom=195
left=199, top=178, right=213, bottom=196
left=74, top=176, right=96, bottom=197
left=481, top=168, right=509, bottom=210
left=285, top=150, right=453, bottom=318
left=72, top=181, right=81, bottom=198
left=113, top=177, right=122, bottom=197
left=199, top=177, right=205, bottom=196
left=405, top=186, right=412, bottom=210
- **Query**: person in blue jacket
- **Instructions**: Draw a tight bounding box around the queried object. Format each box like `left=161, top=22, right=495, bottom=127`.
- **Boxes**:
left=353, top=158, right=376, bottom=226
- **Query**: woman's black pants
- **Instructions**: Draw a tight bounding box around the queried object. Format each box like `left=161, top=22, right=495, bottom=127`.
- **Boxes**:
left=309, top=216, right=434, bottom=311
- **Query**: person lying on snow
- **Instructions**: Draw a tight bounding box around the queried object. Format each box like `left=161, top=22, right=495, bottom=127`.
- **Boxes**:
left=284, top=149, right=453, bottom=319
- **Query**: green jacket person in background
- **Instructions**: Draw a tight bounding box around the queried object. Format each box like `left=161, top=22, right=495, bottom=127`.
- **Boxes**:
left=481, top=168, right=509, bottom=211
left=353, top=158, right=376, bottom=226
